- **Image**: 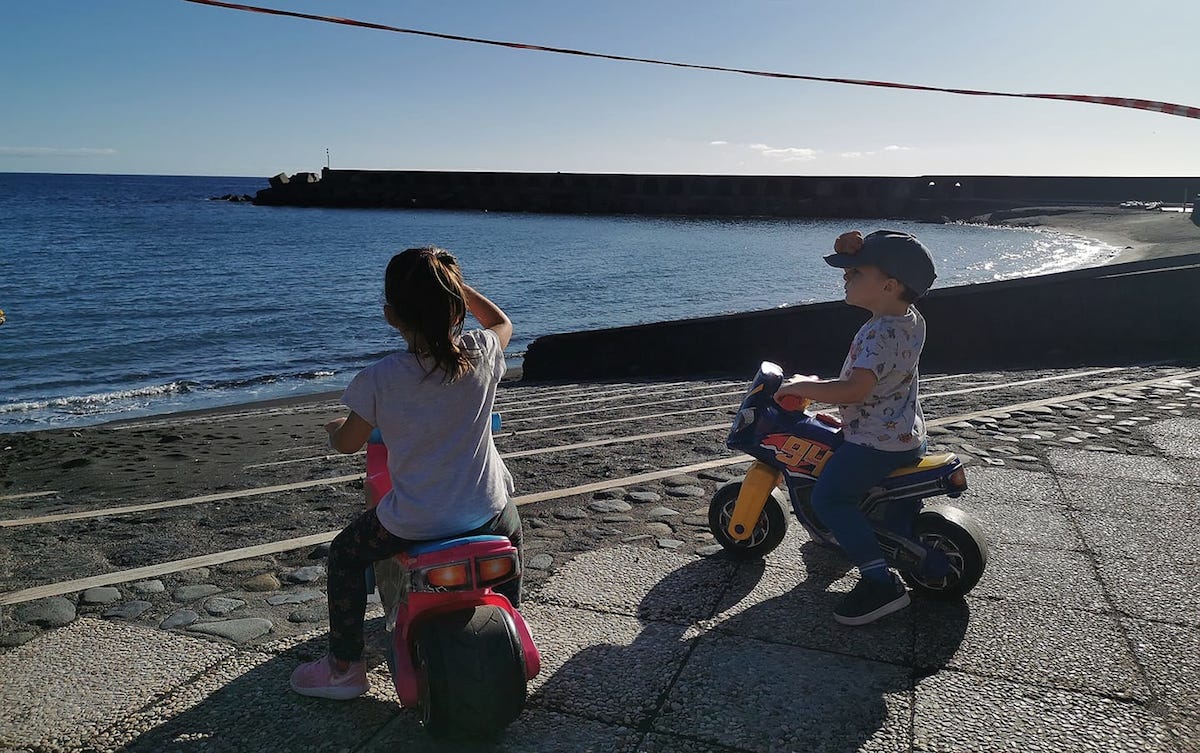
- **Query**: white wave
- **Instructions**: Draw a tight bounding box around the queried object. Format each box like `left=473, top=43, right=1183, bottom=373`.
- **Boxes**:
left=0, top=381, right=192, bottom=414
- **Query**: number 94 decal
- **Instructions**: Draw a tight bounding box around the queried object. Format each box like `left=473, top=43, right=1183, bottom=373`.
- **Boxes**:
left=759, top=434, right=833, bottom=478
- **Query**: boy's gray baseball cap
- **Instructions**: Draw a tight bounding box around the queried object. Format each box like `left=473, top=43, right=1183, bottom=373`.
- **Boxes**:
left=823, top=230, right=937, bottom=296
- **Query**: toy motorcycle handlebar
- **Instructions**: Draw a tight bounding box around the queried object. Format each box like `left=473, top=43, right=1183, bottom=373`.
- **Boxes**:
left=753, top=361, right=813, bottom=413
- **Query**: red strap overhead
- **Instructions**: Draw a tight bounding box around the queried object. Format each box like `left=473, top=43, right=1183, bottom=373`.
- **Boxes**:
left=184, top=0, right=1200, bottom=121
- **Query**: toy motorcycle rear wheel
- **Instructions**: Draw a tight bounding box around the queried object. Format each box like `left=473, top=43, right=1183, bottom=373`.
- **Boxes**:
left=707, top=480, right=789, bottom=559
left=900, top=507, right=989, bottom=599
left=414, top=605, right=527, bottom=738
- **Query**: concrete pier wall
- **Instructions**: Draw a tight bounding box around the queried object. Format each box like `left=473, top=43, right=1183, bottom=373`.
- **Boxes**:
left=520, top=253, right=1200, bottom=381
left=255, top=169, right=1198, bottom=220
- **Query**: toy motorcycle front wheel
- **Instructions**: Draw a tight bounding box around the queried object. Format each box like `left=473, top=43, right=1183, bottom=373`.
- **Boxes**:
left=900, top=506, right=989, bottom=599
left=707, top=480, right=789, bottom=560
left=414, top=605, right=527, bottom=738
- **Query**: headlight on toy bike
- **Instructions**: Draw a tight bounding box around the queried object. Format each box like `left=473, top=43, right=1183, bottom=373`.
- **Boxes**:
left=947, top=467, right=968, bottom=495
left=476, top=553, right=519, bottom=587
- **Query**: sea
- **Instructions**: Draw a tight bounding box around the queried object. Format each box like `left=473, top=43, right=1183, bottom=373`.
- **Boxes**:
left=0, top=172, right=1119, bottom=433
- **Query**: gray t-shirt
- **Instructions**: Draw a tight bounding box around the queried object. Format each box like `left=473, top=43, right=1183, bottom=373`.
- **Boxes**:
left=342, top=329, right=513, bottom=540
left=837, top=307, right=926, bottom=452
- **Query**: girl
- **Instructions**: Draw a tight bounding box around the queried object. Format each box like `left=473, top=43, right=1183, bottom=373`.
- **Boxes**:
left=290, top=246, right=520, bottom=700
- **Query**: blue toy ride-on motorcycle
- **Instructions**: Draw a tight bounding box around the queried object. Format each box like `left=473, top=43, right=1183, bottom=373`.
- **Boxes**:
left=708, top=362, right=988, bottom=598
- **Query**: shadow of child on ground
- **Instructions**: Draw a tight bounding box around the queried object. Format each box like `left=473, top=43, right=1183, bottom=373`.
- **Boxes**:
left=116, top=615, right=402, bottom=753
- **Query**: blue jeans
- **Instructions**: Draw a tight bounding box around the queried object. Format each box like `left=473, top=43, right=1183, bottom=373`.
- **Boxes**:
left=810, top=440, right=926, bottom=581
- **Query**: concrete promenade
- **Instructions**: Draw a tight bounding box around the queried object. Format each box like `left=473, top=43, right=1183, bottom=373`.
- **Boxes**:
left=2, top=371, right=1198, bottom=752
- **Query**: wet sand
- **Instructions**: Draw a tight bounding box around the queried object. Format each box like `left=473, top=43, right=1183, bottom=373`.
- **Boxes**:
left=979, top=205, right=1199, bottom=264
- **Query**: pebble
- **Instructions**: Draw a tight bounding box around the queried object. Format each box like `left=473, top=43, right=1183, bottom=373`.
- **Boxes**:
left=242, top=573, right=281, bottom=592
left=626, top=491, right=662, bottom=504
left=657, top=539, right=685, bottom=550
left=15, top=598, right=76, bottom=628
left=174, top=584, right=222, bottom=602
left=1010, top=455, right=1041, bottom=463
left=282, top=566, right=325, bottom=584
left=81, top=587, right=122, bottom=605
left=959, top=443, right=989, bottom=457
left=1084, top=445, right=1122, bottom=453
left=203, top=597, right=246, bottom=616
left=622, top=534, right=654, bottom=543
left=647, top=506, right=680, bottom=518
left=187, top=617, right=273, bottom=643
left=591, top=487, right=627, bottom=500
left=129, top=580, right=165, bottom=595
left=553, top=507, right=588, bottom=520
left=683, top=516, right=709, bottom=527
left=602, top=514, right=635, bottom=523
left=288, top=607, right=326, bottom=623
left=160, top=609, right=199, bottom=630
left=526, top=554, right=554, bottom=571
left=0, top=631, right=38, bottom=647
left=588, top=499, right=632, bottom=513
left=697, top=545, right=724, bottom=556
left=645, top=522, right=674, bottom=536
left=103, top=601, right=153, bottom=620
left=532, top=528, right=566, bottom=539
left=665, top=485, right=706, bottom=498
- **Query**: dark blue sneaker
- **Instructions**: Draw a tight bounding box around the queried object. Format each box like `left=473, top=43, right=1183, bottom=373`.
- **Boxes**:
left=834, top=576, right=910, bottom=626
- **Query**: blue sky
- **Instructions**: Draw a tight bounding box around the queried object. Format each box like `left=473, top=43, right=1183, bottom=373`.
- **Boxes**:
left=2, top=0, right=1198, bottom=177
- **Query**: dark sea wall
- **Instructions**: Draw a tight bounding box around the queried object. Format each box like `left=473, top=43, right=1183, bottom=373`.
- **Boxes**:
left=255, top=169, right=1199, bottom=220
left=521, top=253, right=1200, bottom=381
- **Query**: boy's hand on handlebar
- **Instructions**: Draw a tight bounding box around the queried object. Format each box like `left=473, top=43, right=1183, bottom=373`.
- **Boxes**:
left=775, top=375, right=818, bottom=411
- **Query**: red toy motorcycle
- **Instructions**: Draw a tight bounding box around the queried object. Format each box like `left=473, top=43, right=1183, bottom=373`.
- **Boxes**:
left=365, top=427, right=540, bottom=737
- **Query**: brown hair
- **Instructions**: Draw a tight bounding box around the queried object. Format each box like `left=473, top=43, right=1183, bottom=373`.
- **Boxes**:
left=384, top=247, right=473, bottom=382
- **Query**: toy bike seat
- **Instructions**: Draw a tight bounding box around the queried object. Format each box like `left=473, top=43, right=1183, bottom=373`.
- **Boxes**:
left=886, top=452, right=958, bottom=478
left=405, top=534, right=512, bottom=557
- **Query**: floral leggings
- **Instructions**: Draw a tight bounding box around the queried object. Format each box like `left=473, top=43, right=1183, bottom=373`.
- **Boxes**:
left=326, top=501, right=523, bottom=662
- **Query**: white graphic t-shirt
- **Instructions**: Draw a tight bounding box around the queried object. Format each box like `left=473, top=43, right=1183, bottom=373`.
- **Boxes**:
left=342, top=329, right=513, bottom=540
left=837, top=307, right=927, bottom=452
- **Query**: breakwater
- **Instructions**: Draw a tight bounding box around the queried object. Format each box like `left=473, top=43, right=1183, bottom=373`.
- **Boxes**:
left=254, top=169, right=1197, bottom=220
left=521, top=253, right=1200, bottom=381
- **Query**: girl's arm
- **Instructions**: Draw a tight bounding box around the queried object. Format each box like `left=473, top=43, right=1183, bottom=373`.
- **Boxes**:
left=775, top=368, right=877, bottom=405
left=462, top=284, right=512, bottom=350
left=325, top=411, right=373, bottom=454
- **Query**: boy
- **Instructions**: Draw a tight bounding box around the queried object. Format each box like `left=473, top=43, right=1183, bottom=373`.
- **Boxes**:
left=774, top=229, right=937, bottom=626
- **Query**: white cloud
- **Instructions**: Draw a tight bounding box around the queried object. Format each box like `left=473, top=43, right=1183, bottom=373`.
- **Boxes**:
left=0, top=146, right=117, bottom=157
left=840, top=151, right=869, bottom=159
left=883, top=145, right=914, bottom=151
left=709, top=140, right=728, bottom=146
left=749, top=143, right=818, bottom=162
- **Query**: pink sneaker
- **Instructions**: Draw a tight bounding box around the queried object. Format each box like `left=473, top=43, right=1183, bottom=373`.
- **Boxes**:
left=289, top=654, right=369, bottom=700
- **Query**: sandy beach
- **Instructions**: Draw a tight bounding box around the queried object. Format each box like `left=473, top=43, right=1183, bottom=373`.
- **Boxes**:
left=980, top=205, right=1199, bottom=264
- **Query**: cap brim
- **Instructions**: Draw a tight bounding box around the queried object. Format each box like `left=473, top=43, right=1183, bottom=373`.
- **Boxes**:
left=823, top=252, right=857, bottom=268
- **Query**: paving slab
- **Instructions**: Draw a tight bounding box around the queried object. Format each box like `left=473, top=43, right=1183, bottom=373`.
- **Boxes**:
left=105, top=650, right=398, bottom=753
left=706, top=563, right=915, bottom=665
left=913, top=598, right=1148, bottom=700
left=912, top=670, right=1177, bottom=753
left=1121, top=615, right=1200, bottom=748
left=1092, top=553, right=1200, bottom=628
left=967, top=542, right=1108, bottom=611
left=0, top=619, right=231, bottom=752
left=360, top=709, right=642, bottom=753
left=520, top=601, right=697, bottom=729
left=653, top=632, right=912, bottom=753
left=532, top=545, right=735, bottom=624
left=1047, top=447, right=1184, bottom=483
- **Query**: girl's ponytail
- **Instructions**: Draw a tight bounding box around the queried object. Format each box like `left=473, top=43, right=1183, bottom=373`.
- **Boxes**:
left=384, top=247, right=474, bottom=382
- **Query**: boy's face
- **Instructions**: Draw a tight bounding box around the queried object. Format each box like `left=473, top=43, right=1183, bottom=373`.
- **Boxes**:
left=841, top=264, right=904, bottom=310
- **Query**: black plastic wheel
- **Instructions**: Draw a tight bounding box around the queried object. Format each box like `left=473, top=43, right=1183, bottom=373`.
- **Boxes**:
left=707, top=480, right=789, bottom=560
left=900, top=506, right=989, bottom=599
left=413, top=605, right=527, bottom=738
